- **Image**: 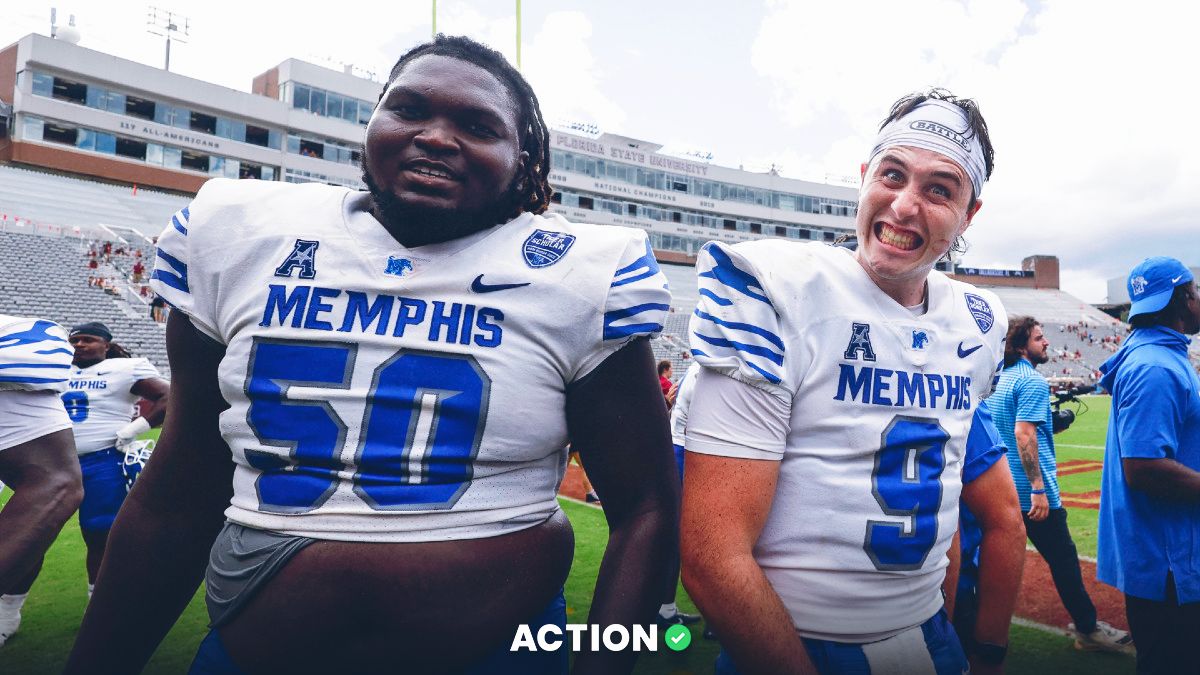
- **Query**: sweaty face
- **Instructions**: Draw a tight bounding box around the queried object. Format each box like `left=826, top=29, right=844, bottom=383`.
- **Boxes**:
left=854, top=146, right=981, bottom=302
left=362, top=55, right=526, bottom=247
left=1023, top=325, right=1050, bottom=365
left=1180, top=281, right=1200, bottom=335
left=69, top=334, right=107, bottom=366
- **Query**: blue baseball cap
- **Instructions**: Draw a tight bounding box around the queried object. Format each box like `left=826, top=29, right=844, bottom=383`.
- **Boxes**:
left=1127, top=257, right=1194, bottom=319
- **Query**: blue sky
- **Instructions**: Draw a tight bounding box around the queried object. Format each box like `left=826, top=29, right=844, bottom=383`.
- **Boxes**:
left=4, top=0, right=1196, bottom=302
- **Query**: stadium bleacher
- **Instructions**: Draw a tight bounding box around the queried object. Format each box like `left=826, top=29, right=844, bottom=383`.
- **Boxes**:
left=0, top=229, right=168, bottom=374
left=0, top=164, right=189, bottom=238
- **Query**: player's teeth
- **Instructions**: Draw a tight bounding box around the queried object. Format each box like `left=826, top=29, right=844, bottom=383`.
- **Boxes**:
left=880, top=225, right=916, bottom=250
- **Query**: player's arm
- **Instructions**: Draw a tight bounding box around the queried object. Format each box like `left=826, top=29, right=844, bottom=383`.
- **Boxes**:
left=961, top=460, right=1025, bottom=671
left=65, top=313, right=234, bottom=674
left=1116, top=366, right=1200, bottom=502
left=131, top=376, right=170, bottom=427
left=943, top=529, right=962, bottom=616
left=0, top=428, right=82, bottom=591
left=682, top=451, right=816, bottom=674
left=567, top=338, right=678, bottom=675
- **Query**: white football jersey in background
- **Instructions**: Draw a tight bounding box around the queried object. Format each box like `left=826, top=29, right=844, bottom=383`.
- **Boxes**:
left=62, top=357, right=161, bottom=455
left=686, top=240, right=1006, bottom=641
left=150, top=179, right=670, bottom=543
left=0, top=315, right=73, bottom=450
left=670, top=362, right=701, bottom=447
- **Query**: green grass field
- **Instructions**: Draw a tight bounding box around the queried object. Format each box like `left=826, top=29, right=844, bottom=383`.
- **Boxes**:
left=0, top=410, right=1129, bottom=674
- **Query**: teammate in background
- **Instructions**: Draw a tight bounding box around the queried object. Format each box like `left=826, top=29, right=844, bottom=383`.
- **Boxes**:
left=681, top=89, right=1009, bottom=674
left=658, top=359, right=678, bottom=409
left=991, top=317, right=1130, bottom=652
left=1098, top=258, right=1200, bottom=675
left=57, top=322, right=168, bottom=596
left=0, top=315, right=83, bottom=648
left=659, top=362, right=701, bottom=627
left=944, top=400, right=1025, bottom=674
left=69, top=35, right=677, bottom=675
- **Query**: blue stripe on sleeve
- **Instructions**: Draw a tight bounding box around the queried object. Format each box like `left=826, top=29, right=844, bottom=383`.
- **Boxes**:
left=693, top=309, right=785, bottom=351
left=604, top=302, right=672, bottom=322
left=154, top=247, right=190, bottom=293
left=692, top=331, right=784, bottom=366
left=603, top=322, right=664, bottom=340
left=0, top=362, right=70, bottom=370
left=35, top=347, right=75, bottom=356
left=698, top=245, right=773, bottom=306
left=0, top=375, right=68, bottom=384
left=698, top=288, right=733, bottom=307
left=611, top=240, right=662, bottom=288
left=171, top=213, right=188, bottom=236
left=746, top=362, right=783, bottom=385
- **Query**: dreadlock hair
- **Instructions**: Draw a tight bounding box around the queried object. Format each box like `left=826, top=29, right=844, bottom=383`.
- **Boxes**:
left=1129, top=283, right=1195, bottom=329
left=1003, top=316, right=1041, bottom=368
left=878, top=88, right=995, bottom=258
left=380, top=34, right=554, bottom=218
left=106, top=341, right=133, bottom=359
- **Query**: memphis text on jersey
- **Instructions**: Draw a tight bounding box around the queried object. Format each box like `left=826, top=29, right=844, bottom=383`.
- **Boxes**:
left=259, top=284, right=504, bottom=348
left=835, top=322, right=972, bottom=411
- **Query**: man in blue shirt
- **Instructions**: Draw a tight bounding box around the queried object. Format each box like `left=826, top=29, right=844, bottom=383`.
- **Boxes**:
left=1098, top=257, right=1200, bottom=675
left=992, top=316, right=1131, bottom=652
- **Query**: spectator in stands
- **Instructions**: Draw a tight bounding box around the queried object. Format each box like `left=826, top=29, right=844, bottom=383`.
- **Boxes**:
left=658, top=360, right=677, bottom=409
left=992, top=316, right=1131, bottom=652
left=132, top=260, right=145, bottom=283
left=0, top=315, right=84, bottom=648
left=149, top=295, right=167, bottom=323
left=1098, top=257, right=1200, bottom=675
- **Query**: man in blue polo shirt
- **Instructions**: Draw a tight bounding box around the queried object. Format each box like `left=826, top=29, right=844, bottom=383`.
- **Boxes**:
left=1098, top=257, right=1200, bottom=675
left=992, top=316, right=1131, bottom=652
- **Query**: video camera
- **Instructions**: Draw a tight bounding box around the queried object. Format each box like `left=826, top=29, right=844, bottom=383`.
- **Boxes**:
left=1051, top=384, right=1095, bottom=434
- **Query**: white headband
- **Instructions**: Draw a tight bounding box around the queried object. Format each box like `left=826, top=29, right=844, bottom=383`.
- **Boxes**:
left=868, top=98, right=987, bottom=199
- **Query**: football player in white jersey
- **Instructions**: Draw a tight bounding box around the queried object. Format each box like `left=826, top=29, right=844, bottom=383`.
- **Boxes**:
left=680, top=90, right=1011, bottom=674
left=69, top=35, right=678, bottom=675
left=56, top=322, right=168, bottom=593
left=0, top=315, right=83, bottom=647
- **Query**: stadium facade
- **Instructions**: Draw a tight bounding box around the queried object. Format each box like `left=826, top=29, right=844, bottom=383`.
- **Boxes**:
left=0, top=32, right=865, bottom=266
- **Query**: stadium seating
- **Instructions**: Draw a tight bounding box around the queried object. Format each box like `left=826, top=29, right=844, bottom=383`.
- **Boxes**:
left=0, top=165, right=188, bottom=239
left=0, top=230, right=169, bottom=374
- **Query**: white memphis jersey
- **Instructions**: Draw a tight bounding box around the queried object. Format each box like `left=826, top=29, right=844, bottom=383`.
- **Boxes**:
left=687, top=240, right=1006, bottom=641
left=150, top=178, right=670, bottom=543
left=62, top=357, right=161, bottom=455
left=0, top=314, right=73, bottom=392
left=670, top=362, right=701, bottom=447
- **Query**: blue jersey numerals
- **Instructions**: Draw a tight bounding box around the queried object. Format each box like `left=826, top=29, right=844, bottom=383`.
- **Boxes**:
left=244, top=338, right=490, bottom=514
left=864, top=416, right=948, bottom=571
left=61, top=391, right=89, bottom=423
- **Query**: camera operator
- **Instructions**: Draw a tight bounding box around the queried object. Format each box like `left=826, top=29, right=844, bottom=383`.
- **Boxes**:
left=992, top=317, right=1131, bottom=653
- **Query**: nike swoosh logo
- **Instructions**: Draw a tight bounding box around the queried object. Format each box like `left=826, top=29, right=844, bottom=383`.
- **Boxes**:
left=1172, top=275, right=1184, bottom=283
left=957, top=342, right=982, bottom=358
left=471, top=274, right=531, bottom=293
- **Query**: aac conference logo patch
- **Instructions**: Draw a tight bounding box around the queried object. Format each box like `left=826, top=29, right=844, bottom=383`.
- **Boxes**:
left=964, top=293, right=994, bottom=334
left=523, top=229, right=576, bottom=268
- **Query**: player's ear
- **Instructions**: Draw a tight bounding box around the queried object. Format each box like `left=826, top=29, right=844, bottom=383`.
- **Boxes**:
left=959, top=198, right=982, bottom=237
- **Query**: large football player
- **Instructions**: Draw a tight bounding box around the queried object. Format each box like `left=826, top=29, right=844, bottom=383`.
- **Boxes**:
left=0, top=315, right=83, bottom=647
left=680, top=90, right=1013, bottom=674
left=68, top=35, right=678, bottom=674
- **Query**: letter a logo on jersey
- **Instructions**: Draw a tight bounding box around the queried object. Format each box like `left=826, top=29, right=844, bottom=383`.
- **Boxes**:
left=844, top=322, right=877, bottom=362
left=274, top=239, right=319, bottom=279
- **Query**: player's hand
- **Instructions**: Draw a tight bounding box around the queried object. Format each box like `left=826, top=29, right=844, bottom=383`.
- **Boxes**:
left=1027, top=492, right=1049, bottom=521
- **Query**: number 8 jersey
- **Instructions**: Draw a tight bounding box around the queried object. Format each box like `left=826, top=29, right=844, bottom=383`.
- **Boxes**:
left=686, top=240, right=1006, bottom=642
left=150, top=179, right=669, bottom=542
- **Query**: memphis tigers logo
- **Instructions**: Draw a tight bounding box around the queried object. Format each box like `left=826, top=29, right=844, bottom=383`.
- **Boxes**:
left=522, top=229, right=576, bottom=268
left=964, top=293, right=994, bottom=334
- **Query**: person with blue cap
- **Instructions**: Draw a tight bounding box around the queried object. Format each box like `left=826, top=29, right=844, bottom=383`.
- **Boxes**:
left=1098, top=256, right=1200, bottom=675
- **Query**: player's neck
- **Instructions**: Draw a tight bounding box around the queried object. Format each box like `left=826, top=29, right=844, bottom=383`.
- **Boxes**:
left=73, top=356, right=104, bottom=369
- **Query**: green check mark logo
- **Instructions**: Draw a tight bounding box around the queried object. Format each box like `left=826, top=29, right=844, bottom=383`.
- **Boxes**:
left=664, top=624, right=691, bottom=651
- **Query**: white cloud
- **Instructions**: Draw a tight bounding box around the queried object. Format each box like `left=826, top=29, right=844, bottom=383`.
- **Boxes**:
left=522, top=11, right=626, bottom=130
left=751, top=0, right=1200, bottom=302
